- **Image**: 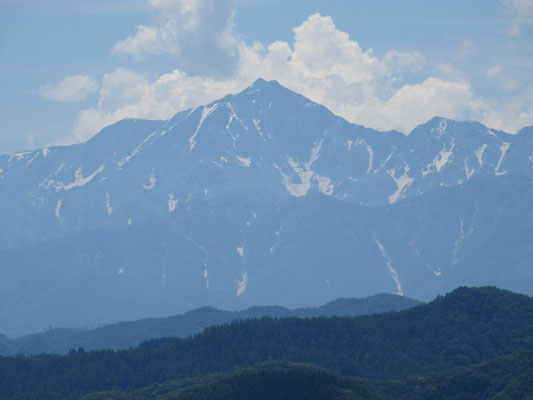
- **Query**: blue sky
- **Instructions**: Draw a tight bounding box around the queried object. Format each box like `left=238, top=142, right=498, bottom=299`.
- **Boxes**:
left=1, top=0, right=532, bottom=153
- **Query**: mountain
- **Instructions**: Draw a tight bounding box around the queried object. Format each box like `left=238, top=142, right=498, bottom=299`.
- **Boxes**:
left=2, top=287, right=533, bottom=400
left=0, top=293, right=421, bottom=356
left=0, top=78, right=532, bottom=336
left=81, top=352, right=533, bottom=400
left=82, top=361, right=376, bottom=400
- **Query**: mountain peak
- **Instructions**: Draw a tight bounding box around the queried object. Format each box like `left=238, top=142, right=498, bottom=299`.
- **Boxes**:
left=239, top=78, right=286, bottom=96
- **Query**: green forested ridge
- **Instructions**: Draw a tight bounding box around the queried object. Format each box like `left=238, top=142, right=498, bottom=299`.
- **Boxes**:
left=82, top=351, right=533, bottom=400
left=1, top=287, right=532, bottom=400
left=81, top=362, right=375, bottom=400
left=0, top=293, right=421, bottom=356
left=370, top=350, right=533, bottom=400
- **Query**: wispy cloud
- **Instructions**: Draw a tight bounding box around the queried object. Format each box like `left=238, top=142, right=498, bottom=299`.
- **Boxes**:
left=502, top=0, right=533, bottom=36
left=39, top=75, right=99, bottom=102
left=486, top=66, right=520, bottom=92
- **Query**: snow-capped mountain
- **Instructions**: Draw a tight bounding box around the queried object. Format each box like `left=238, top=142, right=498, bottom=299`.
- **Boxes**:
left=1, top=79, right=532, bottom=336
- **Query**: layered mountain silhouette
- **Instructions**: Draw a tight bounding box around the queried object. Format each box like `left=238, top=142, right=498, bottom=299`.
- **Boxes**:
left=0, top=293, right=420, bottom=355
left=1, top=79, right=532, bottom=336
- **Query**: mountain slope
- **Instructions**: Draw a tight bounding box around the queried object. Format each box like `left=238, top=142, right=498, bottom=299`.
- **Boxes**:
left=1, top=79, right=532, bottom=335
left=1, top=287, right=532, bottom=400
left=1, top=79, right=531, bottom=250
left=81, top=352, right=533, bottom=400
left=0, top=293, right=421, bottom=356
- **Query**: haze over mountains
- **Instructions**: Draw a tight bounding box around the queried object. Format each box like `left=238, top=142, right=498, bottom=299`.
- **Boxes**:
left=0, top=294, right=420, bottom=355
left=1, top=79, right=532, bottom=336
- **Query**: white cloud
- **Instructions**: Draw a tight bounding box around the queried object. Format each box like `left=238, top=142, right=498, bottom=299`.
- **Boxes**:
left=64, top=11, right=533, bottom=145
left=486, top=66, right=520, bottom=92
left=474, top=87, right=533, bottom=132
left=457, top=38, right=474, bottom=60
left=39, top=75, right=99, bottom=102
left=71, top=68, right=244, bottom=143
left=354, top=78, right=475, bottom=132
left=112, top=0, right=239, bottom=77
left=502, top=0, right=533, bottom=35
left=384, top=49, right=426, bottom=73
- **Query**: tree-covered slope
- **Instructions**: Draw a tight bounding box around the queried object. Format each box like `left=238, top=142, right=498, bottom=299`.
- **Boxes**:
left=82, top=351, right=533, bottom=400
left=81, top=362, right=374, bottom=400
left=0, top=293, right=421, bottom=356
left=1, top=287, right=532, bottom=400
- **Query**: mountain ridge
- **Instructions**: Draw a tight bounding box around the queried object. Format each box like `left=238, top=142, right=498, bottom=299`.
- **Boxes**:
left=1, top=78, right=532, bottom=336
left=2, top=286, right=533, bottom=400
left=0, top=293, right=421, bottom=356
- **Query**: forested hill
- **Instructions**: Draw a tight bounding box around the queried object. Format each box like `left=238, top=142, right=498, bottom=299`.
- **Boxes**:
left=1, top=287, right=532, bottom=400
left=0, top=293, right=421, bottom=356
left=82, top=351, right=533, bottom=400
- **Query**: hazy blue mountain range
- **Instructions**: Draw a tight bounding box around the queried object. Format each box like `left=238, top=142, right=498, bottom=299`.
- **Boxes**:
left=0, top=293, right=420, bottom=355
left=0, top=79, right=532, bottom=336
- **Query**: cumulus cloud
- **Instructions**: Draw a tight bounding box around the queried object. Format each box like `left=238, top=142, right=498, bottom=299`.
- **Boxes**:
left=233, top=14, right=483, bottom=132
left=502, top=0, right=533, bottom=35
left=72, top=68, right=245, bottom=143
left=486, top=66, right=520, bottom=92
left=65, top=11, right=533, bottom=144
left=112, top=0, right=239, bottom=77
left=39, top=75, right=99, bottom=102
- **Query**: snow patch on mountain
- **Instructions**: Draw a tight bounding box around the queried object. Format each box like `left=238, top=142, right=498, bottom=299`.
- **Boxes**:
left=225, top=102, right=247, bottom=134
left=236, top=156, right=251, bottom=167
left=25, top=152, right=39, bottom=168
left=8, top=151, right=31, bottom=163
left=425, top=264, right=442, bottom=277
left=237, top=273, right=248, bottom=296
left=374, top=238, right=403, bottom=296
left=423, top=139, right=455, bottom=176
left=276, top=138, right=325, bottom=197
left=431, top=119, right=448, bottom=135
left=118, top=132, right=156, bottom=169
left=388, top=165, right=414, bottom=204
left=359, top=139, right=374, bottom=173
left=475, top=144, right=487, bottom=167
left=105, top=192, right=113, bottom=215
left=49, top=164, right=105, bottom=192
left=252, top=119, right=265, bottom=140
left=55, top=199, right=62, bottom=219
left=204, top=269, right=209, bottom=289
left=168, top=194, right=178, bottom=213
left=495, top=142, right=511, bottom=176
left=189, top=104, right=218, bottom=150
left=315, top=175, right=334, bottom=195
left=348, top=139, right=374, bottom=173
left=464, top=158, right=475, bottom=180
left=143, top=170, right=157, bottom=190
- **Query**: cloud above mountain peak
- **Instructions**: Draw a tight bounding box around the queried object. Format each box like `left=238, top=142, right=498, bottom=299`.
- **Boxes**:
left=52, top=3, right=533, bottom=145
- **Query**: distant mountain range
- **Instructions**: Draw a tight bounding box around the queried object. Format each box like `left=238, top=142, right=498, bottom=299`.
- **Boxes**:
left=0, top=78, right=532, bottom=336
left=0, top=293, right=421, bottom=355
